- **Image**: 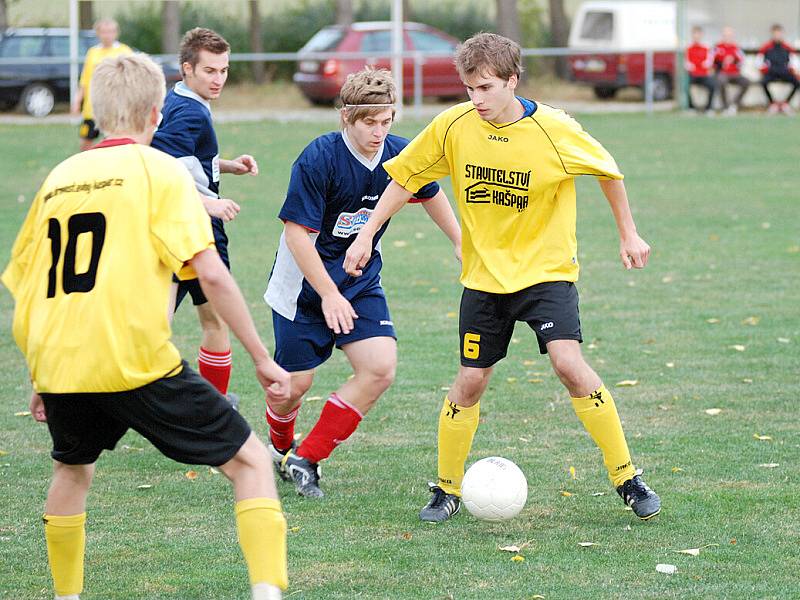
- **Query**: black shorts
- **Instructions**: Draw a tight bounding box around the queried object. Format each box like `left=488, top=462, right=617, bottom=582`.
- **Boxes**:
left=79, top=119, right=100, bottom=140
left=40, top=361, right=250, bottom=466
left=459, top=281, right=582, bottom=368
left=174, top=217, right=229, bottom=309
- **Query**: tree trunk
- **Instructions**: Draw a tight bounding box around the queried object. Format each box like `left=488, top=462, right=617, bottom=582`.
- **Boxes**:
left=0, top=0, right=8, bottom=31
left=495, top=0, right=521, bottom=44
left=79, top=0, right=93, bottom=29
left=403, top=0, right=412, bottom=22
left=548, top=0, right=570, bottom=78
left=335, top=0, right=353, bottom=27
left=162, top=1, right=181, bottom=55
left=249, top=1, right=265, bottom=83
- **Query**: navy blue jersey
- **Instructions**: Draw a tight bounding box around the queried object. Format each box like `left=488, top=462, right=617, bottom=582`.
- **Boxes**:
left=151, top=82, right=220, bottom=198
left=265, top=131, right=440, bottom=322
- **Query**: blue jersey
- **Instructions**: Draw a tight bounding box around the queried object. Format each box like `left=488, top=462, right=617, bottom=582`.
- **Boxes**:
left=151, top=82, right=220, bottom=199
left=265, top=131, right=439, bottom=322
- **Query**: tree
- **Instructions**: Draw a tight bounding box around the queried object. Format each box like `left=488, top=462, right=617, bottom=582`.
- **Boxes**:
left=79, top=0, right=93, bottom=29
left=162, top=1, right=181, bottom=55
left=335, top=0, right=353, bottom=26
left=495, top=0, right=521, bottom=43
left=548, top=0, right=570, bottom=78
left=249, top=0, right=265, bottom=83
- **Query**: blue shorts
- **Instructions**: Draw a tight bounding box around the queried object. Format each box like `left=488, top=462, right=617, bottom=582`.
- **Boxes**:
left=272, top=291, right=397, bottom=372
left=174, top=217, right=229, bottom=310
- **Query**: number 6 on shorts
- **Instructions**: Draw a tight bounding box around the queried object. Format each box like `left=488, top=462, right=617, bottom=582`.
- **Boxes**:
left=463, top=332, right=481, bottom=359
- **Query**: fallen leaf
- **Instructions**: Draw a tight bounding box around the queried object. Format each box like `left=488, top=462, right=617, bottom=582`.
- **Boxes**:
left=289, top=526, right=301, bottom=533
left=506, top=377, right=518, bottom=383
left=440, top=386, right=450, bottom=391
left=530, top=596, right=545, bottom=599
left=741, top=316, right=760, bottom=326
left=730, top=345, right=746, bottom=352
left=511, top=337, right=520, bottom=344
left=518, top=436, right=530, bottom=443
left=672, top=467, right=683, bottom=473
left=293, top=433, right=302, bottom=440
left=591, top=492, right=606, bottom=497
left=560, top=490, right=573, bottom=497
left=499, top=545, right=522, bottom=553
left=305, top=396, right=323, bottom=402
left=392, top=240, right=408, bottom=248
left=578, top=542, right=598, bottom=547
left=14, top=411, right=31, bottom=417
left=742, top=378, right=753, bottom=384
left=569, top=466, right=576, bottom=480
left=787, top=245, right=800, bottom=253
left=676, top=548, right=701, bottom=556
left=401, top=532, right=412, bottom=540
left=708, top=233, right=720, bottom=241
left=0, top=450, right=8, bottom=456
left=445, top=311, right=456, bottom=318
left=656, top=564, right=678, bottom=575
left=665, top=362, right=675, bottom=368
left=730, top=539, right=737, bottom=545
left=137, top=484, right=153, bottom=490
left=761, top=222, right=770, bottom=229
left=414, top=232, right=425, bottom=239
left=587, top=343, right=598, bottom=349
left=759, top=463, right=780, bottom=468
left=753, top=434, right=772, bottom=441
left=185, top=470, right=198, bottom=480
left=777, top=337, right=790, bottom=344
left=209, top=467, right=220, bottom=475
left=704, top=408, right=722, bottom=416
left=511, top=555, right=525, bottom=562
left=615, top=380, right=638, bottom=387
left=706, top=318, right=720, bottom=324
left=523, top=360, right=537, bottom=366
left=661, top=275, right=673, bottom=283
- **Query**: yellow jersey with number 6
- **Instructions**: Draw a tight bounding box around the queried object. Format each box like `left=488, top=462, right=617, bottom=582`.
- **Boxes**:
left=1, top=140, right=214, bottom=393
left=383, top=100, right=623, bottom=294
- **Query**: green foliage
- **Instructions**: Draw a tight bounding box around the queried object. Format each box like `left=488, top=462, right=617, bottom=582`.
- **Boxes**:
left=355, top=0, right=493, bottom=42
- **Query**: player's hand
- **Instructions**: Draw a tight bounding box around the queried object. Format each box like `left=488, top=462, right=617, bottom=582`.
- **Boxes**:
left=620, top=234, right=650, bottom=270
left=254, top=358, right=291, bottom=402
left=29, top=392, right=46, bottom=423
left=203, top=196, right=241, bottom=222
left=321, top=292, right=358, bottom=334
left=229, top=155, right=259, bottom=176
left=343, top=235, right=373, bottom=277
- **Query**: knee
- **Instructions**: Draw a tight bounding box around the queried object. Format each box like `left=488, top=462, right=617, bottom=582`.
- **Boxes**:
left=53, top=461, right=94, bottom=489
left=455, top=368, right=492, bottom=402
left=549, top=352, right=584, bottom=387
left=363, top=360, right=396, bottom=393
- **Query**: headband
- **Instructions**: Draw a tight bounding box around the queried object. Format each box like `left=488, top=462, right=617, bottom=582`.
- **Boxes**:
left=342, top=103, right=395, bottom=108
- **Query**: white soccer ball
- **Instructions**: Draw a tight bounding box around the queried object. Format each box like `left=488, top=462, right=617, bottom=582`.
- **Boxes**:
left=461, top=456, right=528, bottom=521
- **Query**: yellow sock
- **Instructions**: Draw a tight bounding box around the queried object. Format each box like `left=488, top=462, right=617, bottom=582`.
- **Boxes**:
left=571, top=385, right=635, bottom=487
left=235, top=498, right=288, bottom=591
left=437, top=396, right=480, bottom=496
left=44, top=513, right=86, bottom=597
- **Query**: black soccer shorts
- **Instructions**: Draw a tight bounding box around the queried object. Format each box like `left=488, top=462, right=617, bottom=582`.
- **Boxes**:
left=459, top=281, right=582, bottom=368
left=41, top=361, right=251, bottom=466
left=174, top=217, right=230, bottom=309
left=79, top=119, right=100, bottom=140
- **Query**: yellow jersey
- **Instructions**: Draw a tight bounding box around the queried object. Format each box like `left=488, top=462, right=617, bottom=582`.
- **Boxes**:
left=383, top=100, right=623, bottom=294
left=79, top=43, right=133, bottom=119
left=2, top=139, right=214, bottom=393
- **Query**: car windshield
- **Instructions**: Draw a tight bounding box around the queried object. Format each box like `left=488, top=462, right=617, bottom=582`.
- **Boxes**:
left=302, top=28, right=346, bottom=52
left=580, top=11, right=614, bottom=41
left=408, top=30, right=455, bottom=52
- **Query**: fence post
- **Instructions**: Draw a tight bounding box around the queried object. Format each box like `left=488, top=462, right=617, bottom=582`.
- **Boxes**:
left=414, top=52, right=423, bottom=118
left=644, top=49, right=654, bottom=115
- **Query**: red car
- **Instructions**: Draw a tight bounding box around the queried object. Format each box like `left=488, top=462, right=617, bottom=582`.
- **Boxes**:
left=293, top=21, right=465, bottom=104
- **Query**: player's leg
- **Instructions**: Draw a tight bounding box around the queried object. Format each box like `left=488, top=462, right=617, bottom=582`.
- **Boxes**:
left=733, top=75, right=750, bottom=109
left=266, top=370, right=314, bottom=480
left=763, top=74, right=778, bottom=111
left=196, top=300, right=234, bottom=396
left=420, top=288, right=512, bottom=522
left=702, top=76, right=716, bottom=112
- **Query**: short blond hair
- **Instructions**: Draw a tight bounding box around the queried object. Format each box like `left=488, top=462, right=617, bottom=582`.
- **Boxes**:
left=340, top=67, right=396, bottom=125
left=91, top=54, right=165, bottom=135
left=93, top=18, right=119, bottom=32
left=454, top=32, right=523, bottom=81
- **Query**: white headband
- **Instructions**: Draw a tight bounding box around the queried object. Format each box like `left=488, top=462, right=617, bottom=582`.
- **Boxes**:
left=343, top=103, right=395, bottom=108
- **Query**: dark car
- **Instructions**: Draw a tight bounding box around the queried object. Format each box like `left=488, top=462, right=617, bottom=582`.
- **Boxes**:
left=0, top=28, right=181, bottom=117
left=293, top=21, right=465, bottom=105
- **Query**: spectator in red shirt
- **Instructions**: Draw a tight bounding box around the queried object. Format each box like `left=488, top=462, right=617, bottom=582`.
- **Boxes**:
left=758, top=24, right=799, bottom=114
left=685, top=26, right=717, bottom=114
left=714, top=26, right=750, bottom=115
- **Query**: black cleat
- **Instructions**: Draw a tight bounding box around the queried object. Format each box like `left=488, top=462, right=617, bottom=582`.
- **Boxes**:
left=419, top=483, right=461, bottom=523
left=226, top=392, right=240, bottom=411
left=617, top=473, right=661, bottom=520
left=268, top=440, right=296, bottom=482
left=281, top=452, right=324, bottom=498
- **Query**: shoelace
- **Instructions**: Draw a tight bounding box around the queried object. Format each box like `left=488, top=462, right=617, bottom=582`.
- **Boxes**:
left=624, top=477, right=650, bottom=501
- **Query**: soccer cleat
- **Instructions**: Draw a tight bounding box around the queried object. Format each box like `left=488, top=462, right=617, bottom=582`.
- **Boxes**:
left=281, top=452, right=324, bottom=498
left=268, top=440, right=296, bottom=482
left=226, top=392, right=240, bottom=411
left=616, top=473, right=661, bottom=520
left=251, top=582, right=282, bottom=600
left=419, top=483, right=461, bottom=523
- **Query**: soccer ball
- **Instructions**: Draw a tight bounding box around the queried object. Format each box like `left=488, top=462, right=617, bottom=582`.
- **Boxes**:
left=461, top=456, right=528, bottom=521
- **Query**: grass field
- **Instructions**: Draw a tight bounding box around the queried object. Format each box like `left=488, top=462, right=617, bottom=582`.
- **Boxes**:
left=0, top=112, right=798, bottom=599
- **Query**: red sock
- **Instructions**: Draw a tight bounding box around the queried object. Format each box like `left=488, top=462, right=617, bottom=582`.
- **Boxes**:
left=266, top=403, right=300, bottom=451
left=297, top=393, right=363, bottom=464
left=198, top=347, right=232, bottom=395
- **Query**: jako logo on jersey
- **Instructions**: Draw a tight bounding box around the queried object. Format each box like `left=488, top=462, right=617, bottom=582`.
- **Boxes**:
left=540, top=321, right=554, bottom=331
left=488, top=134, right=509, bottom=142
left=333, top=207, right=374, bottom=238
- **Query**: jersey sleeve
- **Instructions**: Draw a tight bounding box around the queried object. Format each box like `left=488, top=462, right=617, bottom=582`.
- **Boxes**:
left=1, top=189, right=44, bottom=300
left=147, top=154, right=215, bottom=279
left=278, top=149, right=329, bottom=232
left=79, top=47, right=95, bottom=88
left=548, top=112, right=623, bottom=180
left=383, top=111, right=453, bottom=193
left=408, top=180, right=441, bottom=203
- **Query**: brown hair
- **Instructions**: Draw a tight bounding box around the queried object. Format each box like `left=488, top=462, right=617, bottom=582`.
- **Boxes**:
left=179, top=28, right=230, bottom=76
left=454, top=32, right=523, bottom=81
left=339, top=67, right=396, bottom=125
left=92, top=54, right=165, bottom=134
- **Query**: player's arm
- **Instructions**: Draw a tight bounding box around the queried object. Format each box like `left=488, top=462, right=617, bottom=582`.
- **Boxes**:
left=70, top=87, right=84, bottom=116
left=199, top=192, right=240, bottom=222
left=598, top=179, right=650, bottom=270
left=419, top=189, right=462, bottom=263
left=190, top=248, right=290, bottom=400
left=220, top=155, right=258, bottom=176
left=343, top=180, right=414, bottom=276
left=284, top=221, right=357, bottom=335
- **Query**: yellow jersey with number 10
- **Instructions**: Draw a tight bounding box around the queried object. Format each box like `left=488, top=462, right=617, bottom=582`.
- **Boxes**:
left=1, top=140, right=214, bottom=393
left=383, top=101, right=623, bottom=294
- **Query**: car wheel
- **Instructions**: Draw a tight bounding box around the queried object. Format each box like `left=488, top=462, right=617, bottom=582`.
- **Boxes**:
left=20, top=83, right=55, bottom=117
left=651, top=74, right=672, bottom=102
left=593, top=86, right=618, bottom=99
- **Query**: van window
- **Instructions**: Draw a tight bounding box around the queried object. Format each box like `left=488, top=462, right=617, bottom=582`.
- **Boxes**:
left=580, top=11, right=614, bottom=41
